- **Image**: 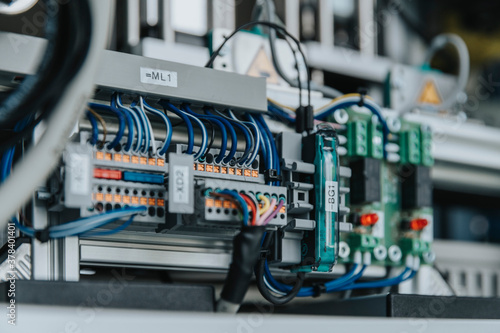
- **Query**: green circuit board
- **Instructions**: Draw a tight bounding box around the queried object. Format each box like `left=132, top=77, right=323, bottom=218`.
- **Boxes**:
left=336, top=108, right=434, bottom=267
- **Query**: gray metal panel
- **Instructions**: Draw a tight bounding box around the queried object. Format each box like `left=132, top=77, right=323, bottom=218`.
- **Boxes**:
left=96, top=50, right=267, bottom=113
left=1, top=304, right=499, bottom=333
left=80, top=244, right=232, bottom=271
left=0, top=32, right=267, bottom=114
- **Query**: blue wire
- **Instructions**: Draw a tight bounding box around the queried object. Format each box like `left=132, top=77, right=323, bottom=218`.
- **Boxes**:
left=260, top=121, right=272, bottom=170
left=115, top=94, right=143, bottom=153
left=313, top=100, right=390, bottom=158
left=12, top=218, right=34, bottom=236
left=264, top=261, right=360, bottom=297
left=223, top=115, right=252, bottom=166
left=267, top=103, right=296, bottom=123
left=326, top=265, right=367, bottom=292
left=204, top=108, right=238, bottom=164
left=131, top=104, right=150, bottom=154
left=0, top=148, right=14, bottom=183
left=335, top=267, right=413, bottom=291
left=218, top=190, right=248, bottom=226
left=1, top=117, right=32, bottom=183
left=256, top=115, right=280, bottom=186
left=249, top=115, right=268, bottom=169
left=14, top=207, right=147, bottom=239
left=160, top=101, right=194, bottom=155
left=89, top=103, right=125, bottom=150
left=142, top=100, right=173, bottom=156
left=86, top=110, right=98, bottom=145
left=80, top=214, right=135, bottom=237
left=184, top=110, right=208, bottom=160
left=182, top=105, right=228, bottom=163
left=111, top=94, right=134, bottom=152
left=241, top=114, right=261, bottom=167
left=254, top=118, right=272, bottom=183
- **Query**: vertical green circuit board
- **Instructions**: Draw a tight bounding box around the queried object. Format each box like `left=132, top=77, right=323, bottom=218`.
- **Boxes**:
left=296, top=130, right=339, bottom=272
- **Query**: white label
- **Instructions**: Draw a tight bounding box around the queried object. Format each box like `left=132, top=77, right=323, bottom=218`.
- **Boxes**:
left=372, top=211, right=385, bottom=238
left=140, top=67, right=178, bottom=87
left=325, top=181, right=338, bottom=213
left=172, top=166, right=189, bottom=204
left=69, top=153, right=89, bottom=195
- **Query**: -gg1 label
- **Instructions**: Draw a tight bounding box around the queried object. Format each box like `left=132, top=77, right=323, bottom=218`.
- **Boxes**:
left=325, top=180, right=338, bottom=213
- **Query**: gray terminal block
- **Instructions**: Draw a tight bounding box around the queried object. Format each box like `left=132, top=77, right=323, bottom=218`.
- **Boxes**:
left=63, top=143, right=93, bottom=209
left=168, top=153, right=194, bottom=214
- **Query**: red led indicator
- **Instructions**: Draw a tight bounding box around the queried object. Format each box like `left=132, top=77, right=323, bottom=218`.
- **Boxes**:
left=410, top=218, right=428, bottom=231
left=360, top=213, right=379, bottom=226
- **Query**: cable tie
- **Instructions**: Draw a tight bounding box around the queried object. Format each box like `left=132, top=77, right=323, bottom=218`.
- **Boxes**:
left=312, top=283, right=327, bottom=297
left=34, top=226, right=51, bottom=243
left=264, top=169, right=281, bottom=183
left=259, top=248, right=270, bottom=260
left=357, top=88, right=368, bottom=107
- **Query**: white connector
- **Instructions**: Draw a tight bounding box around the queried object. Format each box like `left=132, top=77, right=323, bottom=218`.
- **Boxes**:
left=405, top=255, right=415, bottom=269
left=353, top=250, right=362, bottom=265
left=412, top=256, right=421, bottom=271
left=362, top=251, right=372, bottom=266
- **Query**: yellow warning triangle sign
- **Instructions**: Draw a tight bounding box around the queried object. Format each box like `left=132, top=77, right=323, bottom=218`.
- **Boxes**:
left=246, top=47, right=279, bottom=84
left=418, top=80, right=442, bottom=105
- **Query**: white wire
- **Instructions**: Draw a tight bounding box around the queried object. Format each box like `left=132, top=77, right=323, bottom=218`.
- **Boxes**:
left=263, top=275, right=287, bottom=296
left=116, top=95, right=143, bottom=153
left=315, top=96, right=382, bottom=119
left=229, top=110, right=261, bottom=167
left=139, top=97, right=158, bottom=156
left=423, top=33, right=470, bottom=110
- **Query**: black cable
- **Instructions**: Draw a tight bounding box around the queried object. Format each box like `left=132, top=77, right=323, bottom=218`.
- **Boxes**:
left=205, top=20, right=311, bottom=107
left=255, top=258, right=305, bottom=305
left=252, top=0, right=342, bottom=99
left=219, top=226, right=266, bottom=308
left=254, top=231, right=305, bottom=305
left=0, top=0, right=92, bottom=153
left=0, top=0, right=60, bottom=129
left=256, top=0, right=302, bottom=106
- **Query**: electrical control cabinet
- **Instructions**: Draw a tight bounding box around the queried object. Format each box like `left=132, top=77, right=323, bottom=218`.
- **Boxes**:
left=1, top=35, right=438, bottom=308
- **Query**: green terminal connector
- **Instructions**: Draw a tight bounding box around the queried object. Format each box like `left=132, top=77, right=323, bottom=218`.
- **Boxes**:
left=400, top=128, right=421, bottom=165
left=420, top=126, right=434, bottom=166
left=296, top=129, right=339, bottom=272
left=347, top=121, right=368, bottom=157
left=349, top=233, right=381, bottom=251
left=368, top=120, right=384, bottom=160
left=400, top=238, right=431, bottom=256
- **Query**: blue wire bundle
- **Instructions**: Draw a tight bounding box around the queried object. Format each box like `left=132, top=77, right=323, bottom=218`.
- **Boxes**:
left=14, top=206, right=147, bottom=239
left=182, top=104, right=228, bottom=164
left=204, top=108, right=238, bottom=164
left=160, top=101, right=195, bottom=155
left=217, top=190, right=249, bottom=226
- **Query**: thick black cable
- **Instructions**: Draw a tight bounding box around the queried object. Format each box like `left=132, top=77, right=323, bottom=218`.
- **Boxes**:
left=219, top=226, right=266, bottom=306
left=0, top=0, right=92, bottom=153
left=0, top=0, right=60, bottom=128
